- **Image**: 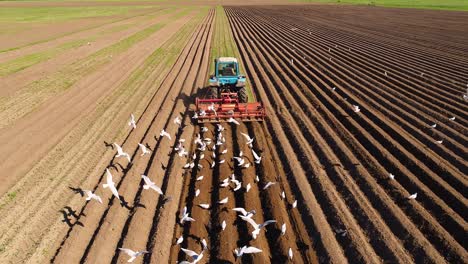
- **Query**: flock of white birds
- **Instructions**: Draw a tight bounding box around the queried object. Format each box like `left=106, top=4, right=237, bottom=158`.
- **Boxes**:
left=80, top=110, right=297, bottom=263
left=79, top=79, right=466, bottom=263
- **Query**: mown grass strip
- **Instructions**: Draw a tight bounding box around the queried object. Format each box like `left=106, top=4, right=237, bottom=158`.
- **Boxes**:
left=0, top=6, right=165, bottom=54
left=209, top=6, right=254, bottom=102
left=0, top=8, right=187, bottom=129
left=0, top=6, right=153, bottom=23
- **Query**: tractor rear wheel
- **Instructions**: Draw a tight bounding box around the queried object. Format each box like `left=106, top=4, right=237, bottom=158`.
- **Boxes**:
left=238, top=87, right=248, bottom=103
left=209, top=86, right=218, bottom=99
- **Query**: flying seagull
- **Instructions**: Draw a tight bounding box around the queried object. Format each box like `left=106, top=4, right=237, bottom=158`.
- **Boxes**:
left=103, top=169, right=120, bottom=200
left=141, top=175, right=163, bottom=195
left=234, top=246, right=262, bottom=257
left=240, top=216, right=276, bottom=239
left=408, top=193, right=418, bottom=200
left=232, top=207, right=256, bottom=218
left=118, top=248, right=148, bottom=263
left=128, top=114, right=136, bottom=129
left=138, top=143, right=151, bottom=156
left=227, top=117, right=240, bottom=125
left=180, top=206, right=195, bottom=224
left=160, top=129, right=171, bottom=140
left=252, top=149, right=262, bottom=164
left=240, top=132, right=254, bottom=148
left=180, top=248, right=204, bottom=264
left=84, top=190, right=102, bottom=204
left=114, top=143, right=131, bottom=163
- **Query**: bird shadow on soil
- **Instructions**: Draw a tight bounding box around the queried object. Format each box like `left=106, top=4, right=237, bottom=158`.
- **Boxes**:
left=103, top=141, right=114, bottom=149
left=68, top=186, right=84, bottom=197
left=118, top=196, right=132, bottom=210
left=59, top=208, right=84, bottom=227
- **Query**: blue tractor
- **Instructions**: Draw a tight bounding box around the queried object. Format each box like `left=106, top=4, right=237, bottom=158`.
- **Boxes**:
left=208, top=57, right=248, bottom=103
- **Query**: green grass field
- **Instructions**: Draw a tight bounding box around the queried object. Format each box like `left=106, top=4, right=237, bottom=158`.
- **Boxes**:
left=209, top=6, right=254, bottom=102
left=0, top=6, right=153, bottom=23
left=291, top=0, right=468, bottom=11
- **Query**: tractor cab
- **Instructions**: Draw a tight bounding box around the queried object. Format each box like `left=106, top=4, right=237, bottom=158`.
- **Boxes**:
left=209, top=57, right=246, bottom=90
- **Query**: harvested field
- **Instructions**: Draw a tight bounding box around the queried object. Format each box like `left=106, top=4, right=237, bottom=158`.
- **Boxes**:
left=0, top=2, right=467, bottom=264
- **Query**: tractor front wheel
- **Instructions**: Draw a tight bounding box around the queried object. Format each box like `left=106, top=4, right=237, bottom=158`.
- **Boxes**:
left=238, top=87, right=248, bottom=103
left=209, top=86, right=219, bottom=99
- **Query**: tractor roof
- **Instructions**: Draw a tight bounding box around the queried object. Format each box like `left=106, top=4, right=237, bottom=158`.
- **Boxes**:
left=218, top=57, right=238, bottom=63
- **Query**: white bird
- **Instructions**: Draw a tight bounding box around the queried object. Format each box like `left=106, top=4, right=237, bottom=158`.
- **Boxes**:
left=118, top=248, right=148, bottom=263
left=384, top=71, right=388, bottom=77
left=232, top=207, right=256, bottom=218
left=180, top=206, right=195, bottom=224
left=201, top=127, right=208, bottom=133
left=288, top=248, right=293, bottom=260
left=388, top=173, right=395, bottom=180
left=332, top=87, right=336, bottom=91
left=430, top=123, right=437, bottom=128
left=199, top=203, right=210, bottom=209
left=292, top=200, right=297, bottom=208
left=216, top=124, right=224, bottom=132
left=281, top=223, right=286, bottom=235
left=103, top=169, right=120, bottom=200
left=233, top=157, right=245, bottom=166
left=436, top=140, right=443, bottom=144
left=218, top=197, right=228, bottom=204
left=449, top=116, right=456, bottom=121
left=195, top=189, right=200, bottom=197
left=234, top=246, right=262, bottom=257
left=220, top=181, right=230, bottom=188
left=240, top=132, right=254, bottom=148
left=201, top=239, right=207, bottom=250
left=221, top=220, right=227, bottom=231
left=183, top=162, right=195, bottom=169
left=128, top=114, right=136, bottom=129
left=141, top=175, right=163, bottom=195
left=233, top=181, right=242, bottom=192
left=408, top=193, right=418, bottom=200
left=263, top=181, right=276, bottom=190
left=114, top=143, right=131, bottom=163
left=199, top=153, right=205, bottom=160
left=252, top=149, right=262, bottom=164
left=221, top=149, right=228, bottom=154
left=208, top=103, right=217, bottom=116
left=240, top=216, right=276, bottom=239
left=243, top=163, right=250, bottom=169
left=464, top=94, right=468, bottom=101
left=352, top=105, right=360, bottom=113
left=160, top=129, right=171, bottom=140
left=196, top=175, right=204, bottom=181
left=181, top=248, right=204, bottom=264
left=219, top=159, right=225, bottom=164
left=192, top=112, right=198, bottom=119
left=176, top=235, right=184, bottom=245
left=255, top=175, right=260, bottom=182
left=227, top=117, right=240, bottom=125
left=174, top=116, right=182, bottom=127
left=246, top=183, right=251, bottom=193
left=138, top=143, right=151, bottom=156
left=84, top=190, right=102, bottom=204
left=281, top=191, right=286, bottom=200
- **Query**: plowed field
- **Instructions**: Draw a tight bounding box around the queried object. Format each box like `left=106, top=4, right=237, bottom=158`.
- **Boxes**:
left=0, top=3, right=467, bottom=264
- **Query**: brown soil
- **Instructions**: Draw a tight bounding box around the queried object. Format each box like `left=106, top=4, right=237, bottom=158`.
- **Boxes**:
left=1, top=4, right=467, bottom=264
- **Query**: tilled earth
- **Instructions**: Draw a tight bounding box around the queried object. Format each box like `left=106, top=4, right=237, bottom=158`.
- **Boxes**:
left=0, top=4, right=467, bottom=264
